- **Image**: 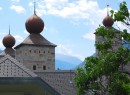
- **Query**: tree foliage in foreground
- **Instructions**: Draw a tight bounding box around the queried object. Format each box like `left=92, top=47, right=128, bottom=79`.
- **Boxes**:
left=75, top=1, right=130, bottom=95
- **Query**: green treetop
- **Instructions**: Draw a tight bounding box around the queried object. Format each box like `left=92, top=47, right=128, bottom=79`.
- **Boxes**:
left=75, top=1, right=130, bottom=95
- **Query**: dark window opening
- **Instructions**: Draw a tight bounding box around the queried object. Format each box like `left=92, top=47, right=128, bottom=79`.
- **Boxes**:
left=43, top=66, right=46, bottom=70
left=33, top=65, right=36, bottom=70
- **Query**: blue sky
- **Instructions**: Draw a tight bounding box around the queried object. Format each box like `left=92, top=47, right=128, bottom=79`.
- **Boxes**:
left=0, top=0, right=129, bottom=61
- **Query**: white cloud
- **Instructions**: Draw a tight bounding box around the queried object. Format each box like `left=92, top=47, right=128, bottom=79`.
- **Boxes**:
left=14, top=35, right=24, bottom=42
left=29, top=0, right=109, bottom=26
left=114, top=21, right=130, bottom=32
left=82, top=32, right=95, bottom=40
left=10, top=5, right=25, bottom=14
left=57, top=44, right=85, bottom=61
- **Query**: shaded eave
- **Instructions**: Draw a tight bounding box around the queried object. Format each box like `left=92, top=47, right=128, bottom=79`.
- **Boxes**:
left=14, top=43, right=57, bottom=49
left=0, top=77, right=60, bottom=95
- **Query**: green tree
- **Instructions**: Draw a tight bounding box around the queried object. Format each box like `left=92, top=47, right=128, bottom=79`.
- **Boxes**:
left=75, top=1, right=130, bottom=95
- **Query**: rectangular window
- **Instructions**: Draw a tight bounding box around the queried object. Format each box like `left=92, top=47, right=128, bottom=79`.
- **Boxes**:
left=43, top=66, right=46, bottom=70
left=33, top=65, right=36, bottom=70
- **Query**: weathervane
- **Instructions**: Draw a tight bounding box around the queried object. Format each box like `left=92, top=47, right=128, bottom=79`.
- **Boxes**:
left=107, top=4, right=109, bottom=16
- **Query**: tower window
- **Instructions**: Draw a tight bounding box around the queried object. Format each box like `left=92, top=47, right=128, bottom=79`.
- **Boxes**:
left=33, top=65, right=36, bottom=70
left=43, top=66, right=46, bottom=70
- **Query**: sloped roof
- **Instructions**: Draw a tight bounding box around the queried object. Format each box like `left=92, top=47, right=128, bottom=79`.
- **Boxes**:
left=0, top=54, right=37, bottom=77
left=0, top=48, right=15, bottom=57
left=15, top=33, right=56, bottom=49
left=0, top=77, right=60, bottom=95
left=36, top=70, right=77, bottom=95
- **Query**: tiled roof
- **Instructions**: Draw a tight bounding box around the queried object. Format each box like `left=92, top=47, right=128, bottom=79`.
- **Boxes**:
left=36, top=70, right=77, bottom=95
left=0, top=55, right=37, bottom=77
left=14, top=33, right=56, bottom=49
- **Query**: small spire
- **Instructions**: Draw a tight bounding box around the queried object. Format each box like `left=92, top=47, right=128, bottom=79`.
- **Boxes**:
left=107, top=4, right=109, bottom=16
left=9, top=25, right=10, bottom=35
left=34, top=0, right=36, bottom=15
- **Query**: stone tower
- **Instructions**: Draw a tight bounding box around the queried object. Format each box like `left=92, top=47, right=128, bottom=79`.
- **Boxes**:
left=95, top=7, right=122, bottom=56
left=14, top=5, right=56, bottom=72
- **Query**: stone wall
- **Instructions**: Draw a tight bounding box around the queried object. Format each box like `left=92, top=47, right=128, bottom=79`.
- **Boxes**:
left=15, top=45, right=55, bottom=72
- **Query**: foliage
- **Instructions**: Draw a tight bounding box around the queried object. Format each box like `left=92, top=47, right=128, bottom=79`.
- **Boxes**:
left=75, top=1, right=130, bottom=95
left=111, top=1, right=130, bottom=25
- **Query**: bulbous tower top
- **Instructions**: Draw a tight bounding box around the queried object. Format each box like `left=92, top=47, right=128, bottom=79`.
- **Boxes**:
left=2, top=29, right=15, bottom=48
left=25, top=1, right=44, bottom=34
left=25, top=14, right=44, bottom=34
left=103, top=15, right=114, bottom=27
left=102, top=4, right=114, bottom=27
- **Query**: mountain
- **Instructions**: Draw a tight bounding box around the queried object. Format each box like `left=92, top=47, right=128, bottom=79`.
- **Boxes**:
left=75, top=62, right=84, bottom=69
left=55, top=54, right=82, bottom=70
left=75, top=53, right=96, bottom=69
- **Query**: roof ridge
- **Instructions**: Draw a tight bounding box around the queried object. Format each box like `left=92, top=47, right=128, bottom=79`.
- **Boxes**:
left=0, top=55, right=37, bottom=77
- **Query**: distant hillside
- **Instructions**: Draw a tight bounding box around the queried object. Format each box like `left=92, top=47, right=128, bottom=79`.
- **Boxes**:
left=75, top=53, right=96, bottom=69
left=55, top=54, right=82, bottom=70
left=75, top=62, right=85, bottom=69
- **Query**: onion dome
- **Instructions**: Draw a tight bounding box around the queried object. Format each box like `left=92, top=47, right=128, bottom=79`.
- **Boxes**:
left=2, top=33, right=15, bottom=48
left=103, top=15, right=114, bottom=27
left=25, top=2, right=44, bottom=34
left=102, top=4, right=114, bottom=27
left=25, top=14, right=44, bottom=34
